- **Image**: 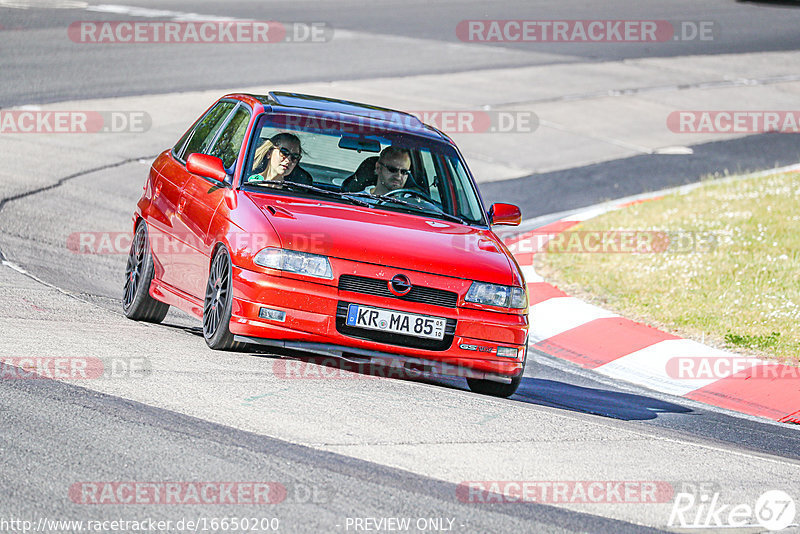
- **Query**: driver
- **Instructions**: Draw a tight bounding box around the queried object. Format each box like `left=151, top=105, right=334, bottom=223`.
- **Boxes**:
left=363, top=146, right=412, bottom=196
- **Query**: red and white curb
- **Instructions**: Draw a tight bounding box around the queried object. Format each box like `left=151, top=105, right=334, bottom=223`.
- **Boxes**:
left=506, top=166, right=800, bottom=424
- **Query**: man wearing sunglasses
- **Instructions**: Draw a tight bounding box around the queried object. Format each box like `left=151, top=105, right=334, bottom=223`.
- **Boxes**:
left=358, top=146, right=412, bottom=196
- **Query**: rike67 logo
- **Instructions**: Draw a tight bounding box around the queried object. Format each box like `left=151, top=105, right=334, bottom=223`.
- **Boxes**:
left=669, top=490, right=796, bottom=531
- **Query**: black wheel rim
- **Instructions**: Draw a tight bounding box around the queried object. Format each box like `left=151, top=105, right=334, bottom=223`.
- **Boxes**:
left=123, top=225, right=146, bottom=309
left=204, top=251, right=230, bottom=337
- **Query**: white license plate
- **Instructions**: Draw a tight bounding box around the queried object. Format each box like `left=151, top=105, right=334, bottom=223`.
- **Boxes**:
left=346, top=304, right=446, bottom=340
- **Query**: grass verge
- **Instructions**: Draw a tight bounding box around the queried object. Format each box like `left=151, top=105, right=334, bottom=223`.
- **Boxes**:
left=535, top=169, right=800, bottom=365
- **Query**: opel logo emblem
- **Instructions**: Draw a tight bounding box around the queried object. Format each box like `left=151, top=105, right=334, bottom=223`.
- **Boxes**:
left=388, top=274, right=412, bottom=296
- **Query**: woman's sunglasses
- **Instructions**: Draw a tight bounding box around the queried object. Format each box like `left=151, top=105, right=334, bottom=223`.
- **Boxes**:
left=276, top=146, right=301, bottom=163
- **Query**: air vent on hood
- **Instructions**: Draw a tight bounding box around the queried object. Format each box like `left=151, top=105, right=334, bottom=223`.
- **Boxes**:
left=263, top=204, right=294, bottom=218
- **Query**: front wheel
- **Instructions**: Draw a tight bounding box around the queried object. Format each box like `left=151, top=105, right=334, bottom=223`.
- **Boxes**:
left=203, top=246, right=245, bottom=351
left=466, top=357, right=526, bottom=398
left=123, top=221, right=169, bottom=323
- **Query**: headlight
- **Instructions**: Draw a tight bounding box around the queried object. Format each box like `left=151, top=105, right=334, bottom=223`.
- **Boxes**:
left=253, top=248, right=333, bottom=279
left=465, top=282, right=527, bottom=309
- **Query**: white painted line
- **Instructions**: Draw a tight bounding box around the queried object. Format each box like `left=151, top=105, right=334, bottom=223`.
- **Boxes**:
left=653, top=146, right=694, bottom=155
left=595, top=339, right=767, bottom=397
left=0, top=0, right=88, bottom=8
left=568, top=206, right=613, bottom=222
left=1, top=259, right=97, bottom=303
left=85, top=3, right=243, bottom=21
left=529, top=297, right=617, bottom=342
left=515, top=162, right=800, bottom=231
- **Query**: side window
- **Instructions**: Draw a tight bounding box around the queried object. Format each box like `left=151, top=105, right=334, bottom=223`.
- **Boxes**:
left=175, top=101, right=236, bottom=161
left=445, top=157, right=483, bottom=222
left=208, top=107, right=250, bottom=170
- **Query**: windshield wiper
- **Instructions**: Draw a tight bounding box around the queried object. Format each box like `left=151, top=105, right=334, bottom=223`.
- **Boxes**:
left=351, top=193, right=468, bottom=225
left=254, top=181, right=469, bottom=224
left=251, top=180, right=372, bottom=207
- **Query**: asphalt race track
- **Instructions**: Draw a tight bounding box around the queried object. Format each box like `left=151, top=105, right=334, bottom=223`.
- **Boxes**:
left=1, top=1, right=799, bottom=533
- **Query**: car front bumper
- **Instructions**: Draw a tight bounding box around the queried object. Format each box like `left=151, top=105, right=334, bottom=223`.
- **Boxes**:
left=229, top=263, right=528, bottom=380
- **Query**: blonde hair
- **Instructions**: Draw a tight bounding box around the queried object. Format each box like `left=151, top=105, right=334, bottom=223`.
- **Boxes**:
left=252, top=139, right=275, bottom=171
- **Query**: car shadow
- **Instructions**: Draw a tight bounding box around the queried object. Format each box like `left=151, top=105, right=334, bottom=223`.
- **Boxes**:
left=510, top=377, right=693, bottom=421
left=736, top=0, right=800, bottom=6
left=162, top=327, right=694, bottom=423
left=249, top=350, right=692, bottom=422
left=418, top=374, right=693, bottom=421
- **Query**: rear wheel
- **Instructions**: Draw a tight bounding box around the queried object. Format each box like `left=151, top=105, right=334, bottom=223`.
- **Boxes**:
left=203, top=247, right=245, bottom=351
left=123, top=221, right=169, bottom=322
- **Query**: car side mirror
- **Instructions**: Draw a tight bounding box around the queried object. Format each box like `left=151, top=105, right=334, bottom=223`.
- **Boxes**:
left=186, top=153, right=228, bottom=182
left=489, top=203, right=521, bottom=226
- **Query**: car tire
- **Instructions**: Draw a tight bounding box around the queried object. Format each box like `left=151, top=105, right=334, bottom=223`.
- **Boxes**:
left=123, top=221, right=169, bottom=323
left=203, top=246, right=245, bottom=351
left=466, top=356, right=526, bottom=398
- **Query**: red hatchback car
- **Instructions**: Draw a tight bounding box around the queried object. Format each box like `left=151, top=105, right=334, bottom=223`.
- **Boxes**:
left=124, top=92, right=528, bottom=397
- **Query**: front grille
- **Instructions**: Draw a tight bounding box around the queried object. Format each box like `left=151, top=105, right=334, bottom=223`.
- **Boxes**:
left=335, top=301, right=456, bottom=351
left=338, top=274, right=458, bottom=308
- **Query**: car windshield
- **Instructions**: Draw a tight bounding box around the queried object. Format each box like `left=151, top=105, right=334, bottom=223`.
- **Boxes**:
left=240, top=113, right=487, bottom=225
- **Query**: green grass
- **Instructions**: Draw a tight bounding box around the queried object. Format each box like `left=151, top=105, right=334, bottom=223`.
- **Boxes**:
left=536, top=170, right=800, bottom=364
left=724, top=331, right=782, bottom=351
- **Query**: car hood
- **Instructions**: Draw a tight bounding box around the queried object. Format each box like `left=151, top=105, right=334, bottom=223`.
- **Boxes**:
left=247, top=194, right=517, bottom=285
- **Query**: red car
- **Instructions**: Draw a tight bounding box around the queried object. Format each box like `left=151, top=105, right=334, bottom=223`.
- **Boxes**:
left=123, top=92, right=528, bottom=397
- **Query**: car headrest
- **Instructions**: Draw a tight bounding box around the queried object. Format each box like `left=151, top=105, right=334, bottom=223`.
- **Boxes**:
left=341, top=156, right=379, bottom=192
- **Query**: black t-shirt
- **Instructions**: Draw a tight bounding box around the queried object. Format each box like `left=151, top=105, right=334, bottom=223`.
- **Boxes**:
left=285, top=165, right=313, bottom=185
